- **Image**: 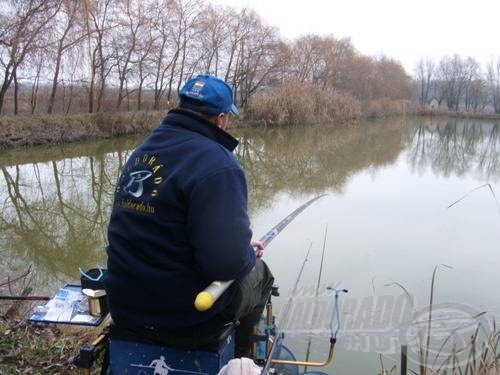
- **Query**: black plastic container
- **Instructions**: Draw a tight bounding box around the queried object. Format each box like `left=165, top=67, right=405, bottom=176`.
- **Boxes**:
left=80, top=268, right=107, bottom=290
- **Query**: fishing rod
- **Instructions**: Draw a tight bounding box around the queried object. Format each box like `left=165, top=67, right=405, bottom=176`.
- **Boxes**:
left=0, top=295, right=50, bottom=301
left=260, top=243, right=312, bottom=374
left=194, top=194, right=326, bottom=312
left=261, top=232, right=348, bottom=374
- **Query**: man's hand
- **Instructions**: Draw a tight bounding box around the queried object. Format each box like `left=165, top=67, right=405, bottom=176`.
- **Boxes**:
left=251, top=239, right=264, bottom=258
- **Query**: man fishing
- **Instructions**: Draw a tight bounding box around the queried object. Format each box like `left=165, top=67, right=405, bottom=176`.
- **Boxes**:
left=105, top=74, right=274, bottom=358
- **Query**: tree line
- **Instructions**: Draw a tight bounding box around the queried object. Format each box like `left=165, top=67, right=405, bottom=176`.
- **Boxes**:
left=415, top=55, right=500, bottom=114
left=0, top=0, right=412, bottom=116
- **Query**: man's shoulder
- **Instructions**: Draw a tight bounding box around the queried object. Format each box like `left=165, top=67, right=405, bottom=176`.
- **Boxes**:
left=176, top=128, right=237, bottom=167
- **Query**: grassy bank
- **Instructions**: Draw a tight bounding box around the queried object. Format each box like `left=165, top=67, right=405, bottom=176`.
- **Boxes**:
left=0, top=80, right=419, bottom=151
left=0, top=315, right=100, bottom=374
left=1, top=103, right=498, bottom=152
left=0, top=111, right=164, bottom=150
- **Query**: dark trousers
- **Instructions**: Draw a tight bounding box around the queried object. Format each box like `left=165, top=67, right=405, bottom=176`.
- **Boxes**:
left=222, top=259, right=275, bottom=357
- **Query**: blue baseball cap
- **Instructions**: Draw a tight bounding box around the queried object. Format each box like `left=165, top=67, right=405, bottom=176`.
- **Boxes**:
left=179, top=75, right=239, bottom=116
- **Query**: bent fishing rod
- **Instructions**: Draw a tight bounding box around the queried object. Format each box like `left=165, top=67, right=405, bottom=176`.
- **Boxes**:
left=194, top=194, right=326, bottom=312
left=260, top=237, right=348, bottom=373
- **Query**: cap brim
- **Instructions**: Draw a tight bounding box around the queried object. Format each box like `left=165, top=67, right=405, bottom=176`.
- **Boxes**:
left=230, top=104, right=239, bottom=117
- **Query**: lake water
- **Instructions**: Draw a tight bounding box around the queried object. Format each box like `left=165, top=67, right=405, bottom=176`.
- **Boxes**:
left=1, top=116, right=499, bottom=374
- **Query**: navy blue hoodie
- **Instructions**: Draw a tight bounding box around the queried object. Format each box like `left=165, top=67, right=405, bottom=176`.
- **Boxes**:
left=105, top=108, right=256, bottom=329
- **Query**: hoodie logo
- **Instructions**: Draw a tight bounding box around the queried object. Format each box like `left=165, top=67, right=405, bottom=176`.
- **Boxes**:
left=123, top=170, right=153, bottom=198
left=116, top=153, right=165, bottom=215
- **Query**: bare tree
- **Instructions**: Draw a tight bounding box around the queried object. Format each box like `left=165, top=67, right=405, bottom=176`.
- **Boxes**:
left=61, top=47, right=83, bottom=114
left=148, top=0, right=177, bottom=109
left=223, top=8, right=251, bottom=83
left=82, top=0, right=115, bottom=113
left=463, top=57, right=480, bottom=111
left=487, top=59, right=500, bottom=114
left=238, top=26, right=282, bottom=106
left=28, top=49, right=45, bottom=114
left=289, top=35, right=326, bottom=85
left=228, top=9, right=282, bottom=107
left=437, top=55, right=468, bottom=111
left=467, top=79, right=487, bottom=112
left=312, top=37, right=354, bottom=90
left=135, top=25, right=155, bottom=110
left=414, top=57, right=435, bottom=105
left=0, top=0, right=423, bottom=116
left=196, top=5, right=228, bottom=76
left=172, top=0, right=201, bottom=101
left=0, top=0, right=60, bottom=114
left=47, top=1, right=84, bottom=114
left=112, top=0, right=147, bottom=110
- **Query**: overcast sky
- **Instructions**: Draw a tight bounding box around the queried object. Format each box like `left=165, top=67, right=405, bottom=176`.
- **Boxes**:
left=210, top=0, right=500, bottom=74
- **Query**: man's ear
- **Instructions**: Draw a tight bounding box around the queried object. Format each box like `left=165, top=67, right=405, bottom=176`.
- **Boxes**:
left=214, top=113, right=225, bottom=128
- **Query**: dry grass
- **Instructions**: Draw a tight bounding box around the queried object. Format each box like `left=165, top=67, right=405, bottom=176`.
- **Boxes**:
left=0, top=267, right=102, bottom=373
left=246, top=81, right=362, bottom=126
left=0, top=314, right=101, bottom=374
left=0, top=111, right=163, bottom=150
left=362, top=99, right=417, bottom=119
left=382, top=266, right=499, bottom=375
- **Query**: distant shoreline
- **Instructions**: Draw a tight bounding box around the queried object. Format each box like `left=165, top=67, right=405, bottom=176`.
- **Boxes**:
left=419, top=109, right=500, bottom=121
left=1, top=108, right=498, bottom=151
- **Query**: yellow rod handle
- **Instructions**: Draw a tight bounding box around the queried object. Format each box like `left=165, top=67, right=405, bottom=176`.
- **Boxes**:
left=194, top=280, right=234, bottom=311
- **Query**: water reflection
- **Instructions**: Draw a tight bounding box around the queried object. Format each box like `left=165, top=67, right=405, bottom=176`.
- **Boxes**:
left=237, top=118, right=406, bottom=211
left=0, top=139, right=140, bottom=290
left=0, top=117, right=499, bottom=291
left=406, top=119, right=500, bottom=180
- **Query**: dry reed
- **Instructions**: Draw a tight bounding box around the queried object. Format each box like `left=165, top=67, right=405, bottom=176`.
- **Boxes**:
left=246, top=81, right=361, bottom=126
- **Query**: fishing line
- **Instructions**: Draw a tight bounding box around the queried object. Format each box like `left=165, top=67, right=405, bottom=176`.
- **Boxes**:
left=305, top=224, right=328, bottom=369
left=260, top=242, right=313, bottom=375
left=316, top=225, right=328, bottom=298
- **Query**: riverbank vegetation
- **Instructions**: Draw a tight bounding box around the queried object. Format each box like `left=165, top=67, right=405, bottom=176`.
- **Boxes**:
left=415, top=55, right=500, bottom=114
left=0, top=0, right=413, bottom=143
left=0, top=0, right=499, bottom=145
left=377, top=266, right=500, bottom=375
left=247, top=82, right=362, bottom=126
left=0, top=268, right=100, bottom=373
left=0, top=111, right=162, bottom=149
left=0, top=0, right=500, bottom=146
left=0, top=315, right=98, bottom=374
left=0, top=0, right=412, bottom=115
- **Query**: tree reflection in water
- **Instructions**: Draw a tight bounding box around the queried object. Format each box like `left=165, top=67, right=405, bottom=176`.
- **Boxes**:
left=0, top=138, right=140, bottom=292
left=0, top=117, right=499, bottom=292
left=406, top=119, right=500, bottom=181
left=236, top=119, right=406, bottom=211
